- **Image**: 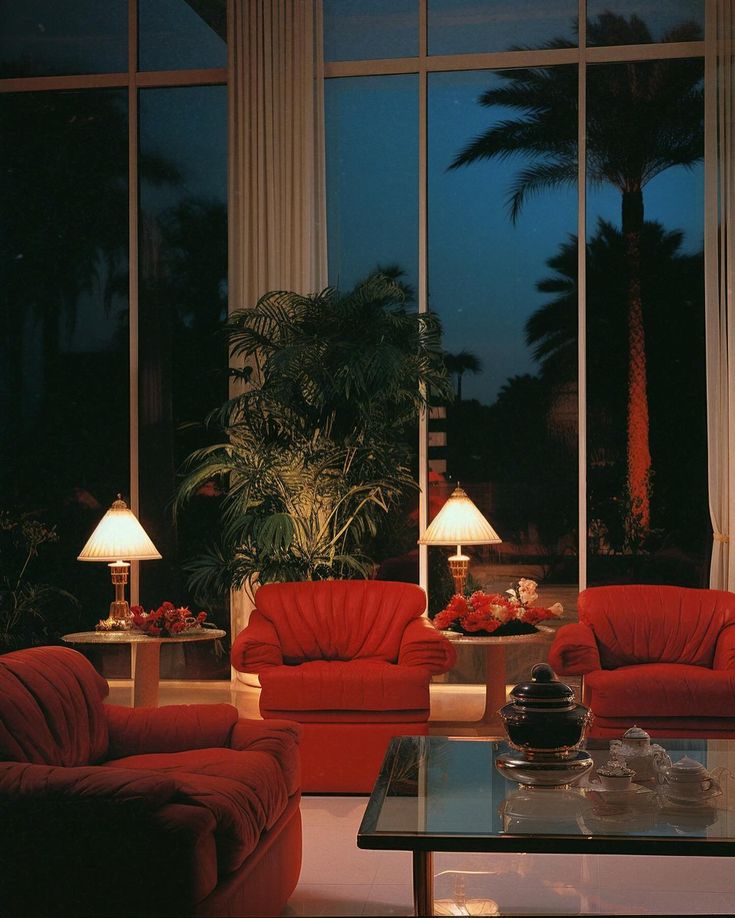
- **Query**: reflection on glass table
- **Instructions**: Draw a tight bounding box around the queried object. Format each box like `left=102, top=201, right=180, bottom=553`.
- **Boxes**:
left=358, top=736, right=735, bottom=917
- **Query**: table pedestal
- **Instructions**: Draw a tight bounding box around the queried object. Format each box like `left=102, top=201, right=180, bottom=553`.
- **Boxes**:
left=61, top=629, right=226, bottom=708
left=477, top=644, right=508, bottom=726
left=131, top=641, right=162, bottom=707
left=413, top=851, right=433, bottom=918
left=432, top=628, right=554, bottom=735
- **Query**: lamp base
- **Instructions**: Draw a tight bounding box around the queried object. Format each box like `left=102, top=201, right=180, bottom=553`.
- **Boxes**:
left=94, top=561, right=134, bottom=630
left=109, top=598, right=131, bottom=621
left=448, top=553, right=469, bottom=595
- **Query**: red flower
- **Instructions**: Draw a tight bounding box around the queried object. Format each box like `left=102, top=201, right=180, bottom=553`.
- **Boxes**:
left=433, top=608, right=459, bottom=630
left=433, top=587, right=562, bottom=635
left=130, top=601, right=209, bottom=637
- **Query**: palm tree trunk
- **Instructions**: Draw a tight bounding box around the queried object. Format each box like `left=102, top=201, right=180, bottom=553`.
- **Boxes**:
left=622, top=188, right=651, bottom=535
left=457, top=372, right=463, bottom=401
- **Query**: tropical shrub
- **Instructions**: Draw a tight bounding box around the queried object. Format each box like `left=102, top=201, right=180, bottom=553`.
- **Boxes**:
left=177, top=269, right=451, bottom=599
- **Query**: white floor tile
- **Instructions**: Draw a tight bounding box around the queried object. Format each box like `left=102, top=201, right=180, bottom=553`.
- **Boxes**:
left=299, top=833, right=386, bottom=886
left=282, top=884, right=372, bottom=917
left=363, top=884, right=413, bottom=916
left=300, top=795, right=369, bottom=826
left=372, top=851, right=413, bottom=885
left=593, top=887, right=735, bottom=915
left=596, top=854, right=735, bottom=893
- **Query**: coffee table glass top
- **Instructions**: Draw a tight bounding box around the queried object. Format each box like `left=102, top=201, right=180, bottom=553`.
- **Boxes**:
left=358, top=736, right=735, bottom=856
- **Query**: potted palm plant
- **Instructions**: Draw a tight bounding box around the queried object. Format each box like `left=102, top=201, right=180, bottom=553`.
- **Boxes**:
left=176, top=269, right=452, bottom=599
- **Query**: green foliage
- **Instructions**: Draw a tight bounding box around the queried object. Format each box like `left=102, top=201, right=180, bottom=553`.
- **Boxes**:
left=449, top=13, right=703, bottom=224
left=177, top=269, right=452, bottom=599
left=0, top=511, right=79, bottom=650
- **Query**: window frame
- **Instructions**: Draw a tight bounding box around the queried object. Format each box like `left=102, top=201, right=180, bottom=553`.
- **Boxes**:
left=324, top=0, right=710, bottom=593
left=0, top=0, right=227, bottom=605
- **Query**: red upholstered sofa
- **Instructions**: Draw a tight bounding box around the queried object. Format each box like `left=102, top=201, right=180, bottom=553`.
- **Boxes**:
left=548, top=584, right=735, bottom=738
left=0, top=646, right=302, bottom=917
left=231, top=580, right=456, bottom=792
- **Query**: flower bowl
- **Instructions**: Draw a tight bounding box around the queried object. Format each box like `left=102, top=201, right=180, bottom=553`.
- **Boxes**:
left=433, top=579, right=563, bottom=636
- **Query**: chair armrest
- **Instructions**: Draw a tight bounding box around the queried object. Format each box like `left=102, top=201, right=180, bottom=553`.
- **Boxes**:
left=548, top=622, right=602, bottom=676
left=105, top=702, right=240, bottom=758
left=229, top=718, right=303, bottom=796
left=0, top=760, right=178, bottom=806
left=714, top=624, right=735, bottom=670
left=230, top=610, right=284, bottom=673
left=398, top=617, right=457, bottom=673
left=0, top=763, right=218, bottom=915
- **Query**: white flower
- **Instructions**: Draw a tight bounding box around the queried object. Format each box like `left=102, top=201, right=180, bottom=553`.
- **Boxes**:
left=547, top=602, right=564, bottom=618
left=518, top=578, right=539, bottom=605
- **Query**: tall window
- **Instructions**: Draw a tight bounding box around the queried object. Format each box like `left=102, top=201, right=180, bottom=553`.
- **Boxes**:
left=325, top=0, right=708, bottom=620
left=0, top=2, right=227, bottom=676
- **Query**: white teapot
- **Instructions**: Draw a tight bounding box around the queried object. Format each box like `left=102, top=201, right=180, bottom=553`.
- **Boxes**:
left=609, top=726, right=672, bottom=781
left=658, top=756, right=721, bottom=802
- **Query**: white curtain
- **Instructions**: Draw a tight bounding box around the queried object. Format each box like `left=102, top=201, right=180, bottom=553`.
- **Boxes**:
left=705, top=0, right=735, bottom=590
left=227, top=0, right=328, bottom=680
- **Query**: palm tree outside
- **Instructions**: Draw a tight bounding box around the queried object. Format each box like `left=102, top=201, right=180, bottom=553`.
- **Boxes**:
left=526, top=219, right=706, bottom=571
left=449, top=11, right=703, bottom=540
left=444, top=350, right=483, bottom=401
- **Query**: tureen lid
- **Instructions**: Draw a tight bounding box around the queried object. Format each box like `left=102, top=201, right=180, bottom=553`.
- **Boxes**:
left=622, top=725, right=650, bottom=741
left=509, top=663, right=575, bottom=708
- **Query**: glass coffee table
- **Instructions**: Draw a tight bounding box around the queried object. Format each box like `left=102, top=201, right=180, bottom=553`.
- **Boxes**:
left=357, top=736, right=735, bottom=916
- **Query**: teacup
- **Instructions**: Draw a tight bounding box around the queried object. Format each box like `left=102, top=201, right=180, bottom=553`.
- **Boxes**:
left=658, top=756, right=721, bottom=801
left=597, top=770, right=634, bottom=791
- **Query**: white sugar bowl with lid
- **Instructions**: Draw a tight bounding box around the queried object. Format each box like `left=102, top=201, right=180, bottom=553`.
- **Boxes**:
left=609, top=726, right=672, bottom=781
left=658, top=756, right=721, bottom=802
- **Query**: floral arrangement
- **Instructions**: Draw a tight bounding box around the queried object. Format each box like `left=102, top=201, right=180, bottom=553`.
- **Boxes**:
left=130, top=601, right=209, bottom=637
left=433, top=578, right=563, bottom=636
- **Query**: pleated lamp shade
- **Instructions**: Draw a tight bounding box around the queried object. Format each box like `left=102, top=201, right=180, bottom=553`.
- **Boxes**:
left=78, top=497, right=162, bottom=562
left=419, top=486, right=501, bottom=546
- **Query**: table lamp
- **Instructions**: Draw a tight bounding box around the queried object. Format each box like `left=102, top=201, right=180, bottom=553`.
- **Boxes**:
left=419, top=484, right=501, bottom=595
left=78, top=495, right=161, bottom=625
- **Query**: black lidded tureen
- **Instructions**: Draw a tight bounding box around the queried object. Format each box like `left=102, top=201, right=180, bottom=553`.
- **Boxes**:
left=499, top=662, right=592, bottom=759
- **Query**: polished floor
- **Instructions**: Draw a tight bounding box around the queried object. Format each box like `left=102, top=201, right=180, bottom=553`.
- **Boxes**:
left=107, top=680, right=735, bottom=916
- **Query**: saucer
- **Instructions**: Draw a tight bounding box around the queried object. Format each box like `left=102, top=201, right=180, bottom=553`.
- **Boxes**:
left=585, top=784, right=655, bottom=806
left=661, top=785, right=722, bottom=806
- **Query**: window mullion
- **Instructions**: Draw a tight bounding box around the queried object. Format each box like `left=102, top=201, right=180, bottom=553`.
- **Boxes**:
left=129, top=0, right=141, bottom=606
left=578, top=0, right=588, bottom=591
left=418, top=0, right=429, bottom=594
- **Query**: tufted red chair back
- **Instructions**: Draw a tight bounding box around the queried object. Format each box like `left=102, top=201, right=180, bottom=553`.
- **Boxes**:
left=254, top=580, right=427, bottom=664
left=579, top=584, right=735, bottom=670
left=0, top=645, right=110, bottom=765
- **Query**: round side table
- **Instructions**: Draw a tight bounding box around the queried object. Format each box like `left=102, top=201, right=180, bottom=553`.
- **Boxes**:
left=62, top=629, right=226, bottom=707
left=440, top=626, right=554, bottom=731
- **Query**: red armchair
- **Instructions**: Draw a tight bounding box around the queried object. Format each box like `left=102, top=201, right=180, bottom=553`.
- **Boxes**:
left=231, top=580, right=456, bottom=792
left=548, top=584, right=735, bottom=738
left=0, top=646, right=302, bottom=917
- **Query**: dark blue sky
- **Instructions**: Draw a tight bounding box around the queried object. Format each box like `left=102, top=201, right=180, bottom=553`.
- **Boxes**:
left=326, top=62, right=703, bottom=404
